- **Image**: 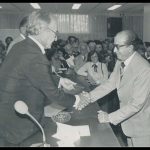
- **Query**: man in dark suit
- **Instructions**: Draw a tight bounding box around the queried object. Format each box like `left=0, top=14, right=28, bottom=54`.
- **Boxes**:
left=0, top=10, right=76, bottom=146
left=75, top=30, right=150, bottom=147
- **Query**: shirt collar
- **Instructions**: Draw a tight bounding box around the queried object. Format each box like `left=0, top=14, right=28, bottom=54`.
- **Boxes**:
left=28, top=35, right=45, bottom=54
left=20, top=34, right=26, bottom=39
left=124, top=51, right=136, bottom=67
left=92, top=62, right=99, bottom=66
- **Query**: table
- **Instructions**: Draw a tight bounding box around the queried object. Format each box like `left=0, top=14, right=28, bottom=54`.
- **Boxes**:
left=51, top=73, right=121, bottom=147
left=63, top=102, right=121, bottom=147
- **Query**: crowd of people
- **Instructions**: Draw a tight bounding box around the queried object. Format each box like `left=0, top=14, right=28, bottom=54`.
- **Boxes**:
left=0, top=10, right=150, bottom=147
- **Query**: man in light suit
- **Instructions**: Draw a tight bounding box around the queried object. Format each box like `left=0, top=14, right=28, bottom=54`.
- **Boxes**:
left=0, top=10, right=76, bottom=146
left=75, top=30, right=150, bottom=147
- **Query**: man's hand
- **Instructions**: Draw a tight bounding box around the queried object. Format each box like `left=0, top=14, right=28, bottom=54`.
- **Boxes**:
left=97, top=110, right=110, bottom=123
left=58, top=78, right=76, bottom=90
left=75, top=91, right=91, bottom=110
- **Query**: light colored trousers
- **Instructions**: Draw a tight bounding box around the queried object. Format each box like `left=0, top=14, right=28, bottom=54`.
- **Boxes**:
left=127, top=136, right=150, bottom=147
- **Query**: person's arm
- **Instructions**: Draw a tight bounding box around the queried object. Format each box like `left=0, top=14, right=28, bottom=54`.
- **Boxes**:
left=24, top=57, right=76, bottom=108
left=109, top=68, right=150, bottom=125
left=76, top=63, right=88, bottom=76
left=75, top=61, right=120, bottom=110
left=89, top=61, right=119, bottom=103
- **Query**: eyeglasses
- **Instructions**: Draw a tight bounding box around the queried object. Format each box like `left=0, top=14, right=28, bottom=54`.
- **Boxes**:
left=113, top=44, right=127, bottom=50
left=46, top=27, right=59, bottom=41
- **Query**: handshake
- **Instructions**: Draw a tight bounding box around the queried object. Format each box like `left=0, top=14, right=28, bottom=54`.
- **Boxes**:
left=74, top=91, right=91, bottom=110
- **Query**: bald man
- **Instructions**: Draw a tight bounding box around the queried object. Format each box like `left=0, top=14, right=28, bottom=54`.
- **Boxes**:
left=75, top=30, right=150, bottom=147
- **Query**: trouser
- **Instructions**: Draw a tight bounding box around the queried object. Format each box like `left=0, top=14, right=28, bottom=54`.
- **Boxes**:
left=127, top=136, right=150, bottom=147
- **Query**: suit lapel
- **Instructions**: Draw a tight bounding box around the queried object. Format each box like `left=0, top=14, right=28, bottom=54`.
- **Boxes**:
left=118, top=52, right=140, bottom=89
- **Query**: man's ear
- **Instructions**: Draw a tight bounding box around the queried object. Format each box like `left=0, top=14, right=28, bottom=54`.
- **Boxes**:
left=128, top=45, right=134, bottom=53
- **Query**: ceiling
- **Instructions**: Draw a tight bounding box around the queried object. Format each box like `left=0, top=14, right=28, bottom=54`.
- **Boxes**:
left=0, top=3, right=149, bottom=15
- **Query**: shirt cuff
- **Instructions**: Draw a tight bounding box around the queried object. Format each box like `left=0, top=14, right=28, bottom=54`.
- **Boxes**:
left=73, top=95, right=81, bottom=107
left=108, top=113, right=118, bottom=125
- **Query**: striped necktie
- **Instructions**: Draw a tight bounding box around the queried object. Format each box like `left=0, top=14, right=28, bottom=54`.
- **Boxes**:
left=120, top=62, right=125, bottom=80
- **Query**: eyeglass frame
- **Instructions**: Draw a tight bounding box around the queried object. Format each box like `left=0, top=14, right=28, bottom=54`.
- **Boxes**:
left=45, top=26, right=59, bottom=41
left=113, top=44, right=128, bottom=50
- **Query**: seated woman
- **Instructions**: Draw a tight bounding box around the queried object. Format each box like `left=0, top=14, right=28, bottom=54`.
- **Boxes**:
left=77, top=51, right=108, bottom=88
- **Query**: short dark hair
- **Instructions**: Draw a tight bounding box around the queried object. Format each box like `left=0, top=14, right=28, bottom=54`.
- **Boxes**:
left=19, top=16, right=29, bottom=29
left=87, top=51, right=99, bottom=62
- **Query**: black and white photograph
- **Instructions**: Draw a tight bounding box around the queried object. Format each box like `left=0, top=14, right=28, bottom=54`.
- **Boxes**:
left=0, top=2, right=150, bottom=147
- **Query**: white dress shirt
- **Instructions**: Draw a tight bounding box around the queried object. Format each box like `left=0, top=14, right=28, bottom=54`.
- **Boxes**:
left=77, top=62, right=108, bottom=85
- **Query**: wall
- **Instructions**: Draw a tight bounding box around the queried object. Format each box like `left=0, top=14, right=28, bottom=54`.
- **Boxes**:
left=0, top=12, right=25, bottom=43
left=143, top=5, right=150, bottom=42
left=0, top=12, right=144, bottom=43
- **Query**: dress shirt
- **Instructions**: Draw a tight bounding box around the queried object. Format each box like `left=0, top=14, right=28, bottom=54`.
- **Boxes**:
left=123, top=51, right=136, bottom=72
left=77, top=62, right=108, bottom=85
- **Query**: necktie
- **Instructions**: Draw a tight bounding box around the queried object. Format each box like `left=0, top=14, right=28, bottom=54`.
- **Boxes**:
left=120, top=62, right=125, bottom=80
left=92, top=64, right=98, bottom=72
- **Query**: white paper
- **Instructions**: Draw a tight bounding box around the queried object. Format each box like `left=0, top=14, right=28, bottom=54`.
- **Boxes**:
left=44, top=103, right=66, bottom=117
left=52, top=122, right=91, bottom=147
left=75, top=125, right=91, bottom=136
left=57, top=140, right=75, bottom=147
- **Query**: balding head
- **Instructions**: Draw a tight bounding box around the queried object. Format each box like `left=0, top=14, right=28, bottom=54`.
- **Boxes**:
left=115, top=30, right=139, bottom=50
left=114, top=30, right=139, bottom=61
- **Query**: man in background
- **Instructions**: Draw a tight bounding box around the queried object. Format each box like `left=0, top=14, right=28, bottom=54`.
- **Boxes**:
left=76, top=30, right=150, bottom=147
left=6, top=16, right=29, bottom=55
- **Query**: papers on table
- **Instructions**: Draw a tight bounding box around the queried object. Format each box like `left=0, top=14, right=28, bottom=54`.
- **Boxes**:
left=44, top=103, right=66, bottom=117
left=52, top=122, right=91, bottom=147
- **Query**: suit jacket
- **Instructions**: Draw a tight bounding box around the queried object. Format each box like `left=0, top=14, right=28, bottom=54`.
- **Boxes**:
left=6, top=35, right=25, bottom=55
left=89, top=52, right=150, bottom=137
left=0, top=37, right=75, bottom=144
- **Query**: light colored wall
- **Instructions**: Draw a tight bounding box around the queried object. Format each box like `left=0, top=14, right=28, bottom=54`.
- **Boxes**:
left=143, top=5, right=150, bottom=42
left=0, top=12, right=143, bottom=43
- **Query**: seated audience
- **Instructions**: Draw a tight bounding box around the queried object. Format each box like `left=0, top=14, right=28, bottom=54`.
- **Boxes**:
left=144, top=42, right=150, bottom=63
left=5, top=36, right=13, bottom=51
left=87, top=40, right=96, bottom=52
left=64, top=43, right=75, bottom=68
left=77, top=51, right=108, bottom=87
left=0, top=40, right=6, bottom=65
left=74, top=42, right=89, bottom=72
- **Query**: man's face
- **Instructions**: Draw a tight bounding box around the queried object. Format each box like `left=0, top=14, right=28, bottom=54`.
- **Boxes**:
left=40, top=20, right=57, bottom=49
left=96, top=44, right=103, bottom=52
left=91, top=53, right=98, bottom=63
left=88, top=42, right=96, bottom=51
left=80, top=45, right=87, bottom=55
left=114, top=33, right=132, bottom=61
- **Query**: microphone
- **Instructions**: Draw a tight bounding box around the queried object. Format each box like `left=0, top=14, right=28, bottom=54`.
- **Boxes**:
left=14, top=100, right=50, bottom=147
